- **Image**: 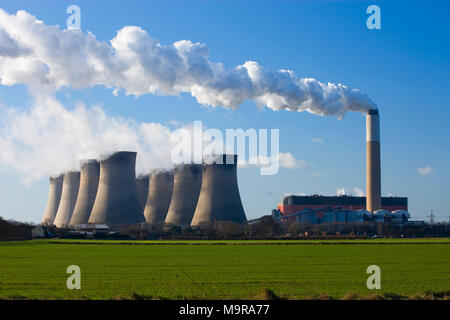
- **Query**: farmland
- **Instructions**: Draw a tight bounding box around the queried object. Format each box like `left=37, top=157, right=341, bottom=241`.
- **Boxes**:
left=0, top=239, right=449, bottom=299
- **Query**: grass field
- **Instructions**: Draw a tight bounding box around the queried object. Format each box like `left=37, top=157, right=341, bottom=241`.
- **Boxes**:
left=0, top=239, right=449, bottom=300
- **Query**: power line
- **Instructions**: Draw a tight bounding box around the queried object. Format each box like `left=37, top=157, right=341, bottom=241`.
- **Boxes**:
left=428, top=210, right=434, bottom=224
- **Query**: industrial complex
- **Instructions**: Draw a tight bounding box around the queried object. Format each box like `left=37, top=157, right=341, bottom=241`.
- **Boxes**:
left=41, top=153, right=247, bottom=229
left=41, top=110, right=411, bottom=231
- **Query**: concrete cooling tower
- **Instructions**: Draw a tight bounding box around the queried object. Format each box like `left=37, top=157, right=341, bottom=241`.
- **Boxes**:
left=89, top=152, right=144, bottom=225
left=191, top=154, right=247, bottom=227
left=69, top=160, right=100, bottom=227
left=136, top=175, right=150, bottom=213
left=366, top=109, right=381, bottom=212
left=165, top=164, right=202, bottom=226
left=143, top=170, right=174, bottom=224
left=41, top=174, right=63, bottom=225
left=53, top=171, right=80, bottom=228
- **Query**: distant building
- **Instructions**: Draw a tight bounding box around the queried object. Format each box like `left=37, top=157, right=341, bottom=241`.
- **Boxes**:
left=280, top=195, right=407, bottom=215
left=75, top=224, right=109, bottom=234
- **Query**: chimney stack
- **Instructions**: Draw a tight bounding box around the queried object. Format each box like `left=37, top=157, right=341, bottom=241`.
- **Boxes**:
left=53, top=171, right=80, bottom=228
left=89, top=152, right=144, bottom=225
left=366, top=109, right=381, bottom=212
left=191, top=154, right=247, bottom=227
left=165, top=164, right=202, bottom=226
left=143, top=170, right=174, bottom=224
left=41, top=174, right=63, bottom=225
left=69, top=160, right=100, bottom=227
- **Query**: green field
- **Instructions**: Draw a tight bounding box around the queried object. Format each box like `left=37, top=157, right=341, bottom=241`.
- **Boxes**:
left=0, top=239, right=449, bottom=299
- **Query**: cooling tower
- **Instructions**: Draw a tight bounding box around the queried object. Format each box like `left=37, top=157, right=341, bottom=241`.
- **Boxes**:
left=136, top=175, right=150, bottom=213
left=143, top=170, right=174, bottom=224
left=41, top=174, right=64, bottom=225
left=366, top=109, right=381, bottom=212
left=69, top=160, right=100, bottom=227
left=89, top=152, right=144, bottom=225
left=53, top=171, right=80, bottom=228
left=165, top=164, right=202, bottom=226
left=191, top=154, right=247, bottom=226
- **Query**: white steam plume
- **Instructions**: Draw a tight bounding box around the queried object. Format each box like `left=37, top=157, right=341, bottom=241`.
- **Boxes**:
left=0, top=96, right=305, bottom=184
left=0, top=9, right=377, bottom=117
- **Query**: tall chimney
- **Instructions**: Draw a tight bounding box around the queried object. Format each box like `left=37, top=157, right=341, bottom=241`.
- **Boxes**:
left=165, top=164, right=202, bottom=226
left=191, top=154, right=247, bottom=227
left=89, top=151, right=144, bottom=225
left=366, top=109, right=381, bottom=212
left=41, top=174, right=63, bottom=225
left=143, top=170, right=174, bottom=224
left=53, top=171, right=80, bottom=228
left=69, top=160, right=100, bottom=227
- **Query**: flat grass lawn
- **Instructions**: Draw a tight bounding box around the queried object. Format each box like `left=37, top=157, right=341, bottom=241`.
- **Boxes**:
left=0, top=239, right=449, bottom=299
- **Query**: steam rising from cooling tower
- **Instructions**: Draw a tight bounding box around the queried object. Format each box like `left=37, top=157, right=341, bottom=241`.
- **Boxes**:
left=0, top=9, right=380, bottom=186
left=69, top=160, right=100, bottom=227
left=89, top=152, right=144, bottom=225
left=165, top=164, right=202, bottom=226
left=366, top=109, right=381, bottom=212
left=53, top=171, right=80, bottom=228
left=191, top=154, right=247, bottom=226
left=0, top=9, right=377, bottom=117
left=136, top=175, right=150, bottom=214
left=144, top=171, right=174, bottom=224
left=41, top=174, right=63, bottom=225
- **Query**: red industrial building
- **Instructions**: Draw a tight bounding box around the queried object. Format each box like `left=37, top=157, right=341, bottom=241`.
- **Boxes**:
left=277, top=195, right=407, bottom=223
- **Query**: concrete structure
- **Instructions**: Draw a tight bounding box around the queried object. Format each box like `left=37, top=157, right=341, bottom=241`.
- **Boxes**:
left=41, top=174, right=64, bottom=225
left=279, top=195, right=407, bottom=223
left=53, top=171, right=80, bottom=228
left=373, top=209, right=389, bottom=223
left=136, top=175, right=150, bottom=213
left=191, top=154, right=247, bottom=226
left=89, top=152, right=144, bottom=225
left=366, top=109, right=381, bottom=212
left=143, top=170, right=174, bottom=224
left=69, top=160, right=100, bottom=227
left=165, top=164, right=202, bottom=226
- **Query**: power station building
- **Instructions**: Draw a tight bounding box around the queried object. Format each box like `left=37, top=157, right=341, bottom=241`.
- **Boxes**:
left=89, top=152, right=144, bottom=225
left=191, top=154, right=247, bottom=227
left=69, top=160, right=100, bottom=227
left=53, top=171, right=80, bottom=228
left=41, top=174, right=64, bottom=225
left=143, top=170, right=174, bottom=224
left=280, top=195, right=408, bottom=216
left=165, top=164, right=202, bottom=226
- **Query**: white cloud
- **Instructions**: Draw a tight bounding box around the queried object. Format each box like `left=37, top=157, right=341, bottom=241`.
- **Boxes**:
left=353, top=187, right=364, bottom=197
left=237, top=152, right=307, bottom=170
left=418, top=166, right=436, bottom=176
left=0, top=95, right=179, bottom=185
left=0, top=9, right=377, bottom=117
left=336, top=187, right=365, bottom=196
left=310, top=137, right=324, bottom=143
left=279, top=152, right=307, bottom=169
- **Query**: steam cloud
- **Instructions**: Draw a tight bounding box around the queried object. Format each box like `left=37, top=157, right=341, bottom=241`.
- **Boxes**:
left=0, top=9, right=376, bottom=183
left=0, top=9, right=377, bottom=116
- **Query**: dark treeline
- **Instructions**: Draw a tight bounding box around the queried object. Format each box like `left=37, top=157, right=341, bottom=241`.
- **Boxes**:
left=0, top=217, right=33, bottom=240
left=4, top=217, right=450, bottom=241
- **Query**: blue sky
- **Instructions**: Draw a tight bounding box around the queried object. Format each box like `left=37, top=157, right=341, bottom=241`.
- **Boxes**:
left=0, top=0, right=449, bottom=222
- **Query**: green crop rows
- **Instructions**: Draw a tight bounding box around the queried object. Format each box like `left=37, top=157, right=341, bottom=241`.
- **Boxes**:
left=0, top=239, right=449, bottom=299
